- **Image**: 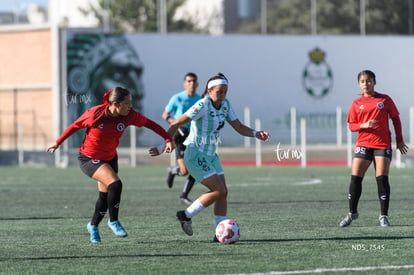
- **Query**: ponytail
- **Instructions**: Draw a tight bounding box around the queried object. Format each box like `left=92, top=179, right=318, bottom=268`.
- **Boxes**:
left=103, top=90, right=111, bottom=105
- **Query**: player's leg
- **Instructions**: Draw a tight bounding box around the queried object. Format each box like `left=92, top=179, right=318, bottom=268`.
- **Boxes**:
left=166, top=133, right=188, bottom=188
left=339, top=148, right=372, bottom=227
left=90, top=157, right=127, bottom=238
left=176, top=148, right=219, bottom=236
left=180, top=174, right=194, bottom=205
left=373, top=152, right=392, bottom=226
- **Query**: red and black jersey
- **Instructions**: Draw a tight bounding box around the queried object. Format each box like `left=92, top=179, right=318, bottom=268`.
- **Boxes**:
left=347, top=92, right=402, bottom=149
left=56, top=104, right=171, bottom=161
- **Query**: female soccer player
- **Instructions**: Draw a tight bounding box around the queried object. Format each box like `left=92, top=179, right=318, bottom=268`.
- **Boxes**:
left=154, top=73, right=270, bottom=241
left=47, top=87, right=173, bottom=243
left=339, top=70, right=408, bottom=227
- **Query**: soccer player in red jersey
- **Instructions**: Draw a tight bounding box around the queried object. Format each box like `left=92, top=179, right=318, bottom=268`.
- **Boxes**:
left=47, top=87, right=173, bottom=243
left=339, top=70, right=408, bottom=227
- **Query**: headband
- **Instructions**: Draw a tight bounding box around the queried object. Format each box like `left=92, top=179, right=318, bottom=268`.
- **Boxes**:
left=207, top=79, right=228, bottom=89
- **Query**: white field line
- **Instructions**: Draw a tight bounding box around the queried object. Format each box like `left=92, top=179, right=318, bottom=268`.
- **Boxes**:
left=229, top=264, right=414, bottom=275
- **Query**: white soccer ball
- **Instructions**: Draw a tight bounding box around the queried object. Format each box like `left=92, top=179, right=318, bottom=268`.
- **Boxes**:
left=215, top=219, right=240, bottom=244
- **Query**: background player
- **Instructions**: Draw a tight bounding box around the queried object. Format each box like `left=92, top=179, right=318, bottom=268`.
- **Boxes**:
left=162, top=72, right=201, bottom=205
left=339, top=70, right=408, bottom=227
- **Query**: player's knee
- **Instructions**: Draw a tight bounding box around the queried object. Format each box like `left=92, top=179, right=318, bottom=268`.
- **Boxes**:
left=108, top=180, right=123, bottom=193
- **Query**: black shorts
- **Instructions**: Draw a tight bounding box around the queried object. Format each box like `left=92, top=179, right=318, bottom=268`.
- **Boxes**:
left=78, top=153, right=118, bottom=178
left=353, top=146, right=392, bottom=161
left=174, top=127, right=190, bottom=160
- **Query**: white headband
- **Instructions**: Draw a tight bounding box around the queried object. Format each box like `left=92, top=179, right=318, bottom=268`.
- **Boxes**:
left=207, top=79, right=228, bottom=89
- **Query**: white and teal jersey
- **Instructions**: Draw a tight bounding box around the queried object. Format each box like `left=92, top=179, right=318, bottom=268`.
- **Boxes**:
left=165, top=90, right=201, bottom=129
left=184, top=97, right=237, bottom=156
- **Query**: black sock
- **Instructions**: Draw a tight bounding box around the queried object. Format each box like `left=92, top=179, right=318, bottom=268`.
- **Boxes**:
left=172, top=166, right=180, bottom=176
left=181, top=175, right=195, bottom=198
left=348, top=175, right=363, bottom=213
left=108, top=180, right=122, bottom=222
left=91, top=192, right=108, bottom=226
left=376, top=175, right=390, bottom=216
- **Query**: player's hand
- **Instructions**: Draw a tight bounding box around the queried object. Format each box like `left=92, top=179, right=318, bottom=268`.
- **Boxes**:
left=164, top=141, right=174, bottom=153
left=255, top=131, right=271, bottom=142
left=397, top=142, right=408, bottom=155
left=46, top=143, right=59, bottom=153
left=149, top=141, right=174, bottom=156
left=361, top=120, right=378, bottom=129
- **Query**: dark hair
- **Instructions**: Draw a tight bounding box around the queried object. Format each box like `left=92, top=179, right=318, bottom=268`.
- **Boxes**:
left=185, top=72, right=198, bottom=81
left=103, top=86, right=130, bottom=104
left=358, top=70, right=376, bottom=84
left=201, top=73, right=228, bottom=98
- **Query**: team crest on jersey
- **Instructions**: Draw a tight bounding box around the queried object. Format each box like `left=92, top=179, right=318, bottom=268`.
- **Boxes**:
left=377, top=102, right=384, bottom=109
left=359, top=105, right=364, bottom=110
left=91, top=159, right=100, bottom=164
left=117, top=123, right=126, bottom=132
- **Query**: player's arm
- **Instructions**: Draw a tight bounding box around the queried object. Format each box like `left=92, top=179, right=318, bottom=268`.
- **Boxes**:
left=391, top=116, right=408, bottom=154
left=228, top=119, right=270, bottom=141
left=46, top=118, right=85, bottom=153
left=162, top=110, right=174, bottom=124
left=167, top=114, right=191, bottom=137
left=144, top=118, right=173, bottom=156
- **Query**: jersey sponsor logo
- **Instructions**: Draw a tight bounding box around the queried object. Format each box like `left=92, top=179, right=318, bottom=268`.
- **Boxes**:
left=117, top=123, right=126, bottom=132
left=377, top=102, right=384, bottom=109
left=91, top=159, right=101, bottom=164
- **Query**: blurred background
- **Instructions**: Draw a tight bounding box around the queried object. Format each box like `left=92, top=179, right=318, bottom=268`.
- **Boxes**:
left=1, top=0, right=414, bottom=167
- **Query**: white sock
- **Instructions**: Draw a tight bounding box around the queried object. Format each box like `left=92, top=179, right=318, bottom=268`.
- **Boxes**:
left=185, top=199, right=205, bottom=218
left=214, top=215, right=228, bottom=228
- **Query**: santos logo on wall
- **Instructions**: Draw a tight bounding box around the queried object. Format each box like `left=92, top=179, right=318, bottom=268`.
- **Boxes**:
left=302, top=47, right=333, bottom=98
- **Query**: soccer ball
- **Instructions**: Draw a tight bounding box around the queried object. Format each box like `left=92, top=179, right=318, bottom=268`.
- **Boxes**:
left=215, top=219, right=240, bottom=244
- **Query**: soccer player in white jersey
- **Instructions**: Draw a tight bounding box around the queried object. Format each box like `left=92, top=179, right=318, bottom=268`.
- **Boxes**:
left=165, top=73, right=270, bottom=241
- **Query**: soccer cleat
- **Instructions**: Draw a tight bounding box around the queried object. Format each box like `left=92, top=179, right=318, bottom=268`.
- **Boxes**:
left=379, top=215, right=391, bottom=227
left=179, top=196, right=193, bottom=206
left=108, top=220, right=128, bottom=237
left=339, top=212, right=359, bottom=227
left=87, top=222, right=101, bottom=243
left=176, top=210, right=193, bottom=236
left=166, top=167, right=176, bottom=188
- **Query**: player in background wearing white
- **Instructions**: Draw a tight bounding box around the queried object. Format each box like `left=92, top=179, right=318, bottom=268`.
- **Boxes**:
left=162, top=73, right=201, bottom=205
left=164, top=73, right=270, bottom=241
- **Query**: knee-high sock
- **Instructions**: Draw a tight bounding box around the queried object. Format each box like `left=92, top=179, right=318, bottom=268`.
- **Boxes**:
left=376, top=175, right=390, bottom=216
left=108, top=180, right=123, bottom=222
left=348, top=175, right=363, bottom=214
left=182, top=175, right=195, bottom=198
left=91, top=192, right=108, bottom=226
